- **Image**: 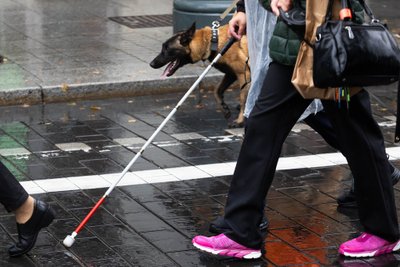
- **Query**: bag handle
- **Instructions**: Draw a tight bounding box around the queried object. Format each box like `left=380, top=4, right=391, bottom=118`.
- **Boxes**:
left=356, top=0, right=378, bottom=22
left=324, top=0, right=334, bottom=21
left=396, top=75, right=400, bottom=142
left=324, top=0, right=351, bottom=21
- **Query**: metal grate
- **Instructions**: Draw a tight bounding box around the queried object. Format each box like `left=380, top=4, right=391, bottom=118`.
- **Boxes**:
left=109, top=14, right=172, bottom=29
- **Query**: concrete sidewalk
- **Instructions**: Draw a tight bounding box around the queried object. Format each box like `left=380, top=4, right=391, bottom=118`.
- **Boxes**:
left=0, top=0, right=223, bottom=105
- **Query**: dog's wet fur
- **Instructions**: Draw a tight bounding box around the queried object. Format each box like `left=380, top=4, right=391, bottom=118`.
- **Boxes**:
left=150, top=23, right=250, bottom=128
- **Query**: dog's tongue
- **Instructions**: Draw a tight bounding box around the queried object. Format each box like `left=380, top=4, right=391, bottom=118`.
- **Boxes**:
left=161, top=61, right=175, bottom=79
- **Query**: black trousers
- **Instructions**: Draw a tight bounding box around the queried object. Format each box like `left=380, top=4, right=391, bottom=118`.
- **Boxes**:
left=0, top=161, right=28, bottom=212
left=304, top=111, right=340, bottom=150
left=223, top=62, right=399, bottom=249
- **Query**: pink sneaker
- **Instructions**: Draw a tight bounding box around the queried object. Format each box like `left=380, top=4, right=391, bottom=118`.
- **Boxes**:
left=192, top=234, right=261, bottom=259
left=339, top=233, right=400, bottom=257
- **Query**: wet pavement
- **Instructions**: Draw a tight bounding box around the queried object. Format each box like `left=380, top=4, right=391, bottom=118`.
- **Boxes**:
left=0, top=84, right=398, bottom=266
left=0, top=0, right=400, bottom=266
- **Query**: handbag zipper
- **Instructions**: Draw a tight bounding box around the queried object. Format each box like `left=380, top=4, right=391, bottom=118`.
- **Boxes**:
left=344, top=26, right=354, bottom=39
left=343, top=23, right=386, bottom=40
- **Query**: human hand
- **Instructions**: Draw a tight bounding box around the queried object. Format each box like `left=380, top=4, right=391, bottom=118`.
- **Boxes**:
left=270, top=0, right=293, bottom=16
left=228, top=12, right=246, bottom=40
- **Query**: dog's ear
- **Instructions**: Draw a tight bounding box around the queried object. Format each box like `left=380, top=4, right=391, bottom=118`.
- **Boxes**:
left=180, top=22, right=196, bottom=46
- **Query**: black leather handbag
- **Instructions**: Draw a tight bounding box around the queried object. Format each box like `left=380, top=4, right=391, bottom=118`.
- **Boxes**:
left=313, top=0, right=400, bottom=88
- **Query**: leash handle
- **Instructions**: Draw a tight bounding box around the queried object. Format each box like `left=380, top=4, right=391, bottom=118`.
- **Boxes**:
left=219, top=37, right=237, bottom=55
left=219, top=0, right=240, bottom=21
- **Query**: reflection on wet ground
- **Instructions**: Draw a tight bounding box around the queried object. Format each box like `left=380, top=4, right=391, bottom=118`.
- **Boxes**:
left=0, top=86, right=398, bottom=266
left=0, top=0, right=399, bottom=265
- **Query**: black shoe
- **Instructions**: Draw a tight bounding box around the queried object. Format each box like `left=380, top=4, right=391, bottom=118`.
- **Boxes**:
left=336, top=189, right=357, bottom=208
left=337, top=164, right=400, bottom=208
left=209, top=216, right=269, bottom=234
left=8, top=200, right=55, bottom=257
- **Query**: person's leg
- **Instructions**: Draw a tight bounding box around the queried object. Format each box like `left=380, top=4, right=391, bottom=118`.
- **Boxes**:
left=208, top=214, right=269, bottom=235
left=0, top=161, right=29, bottom=212
left=209, top=0, right=275, bottom=236
left=224, top=63, right=311, bottom=248
left=322, top=91, right=399, bottom=256
left=15, top=196, right=35, bottom=224
left=193, top=63, right=311, bottom=257
left=303, top=111, right=341, bottom=150
left=304, top=110, right=400, bottom=208
left=0, top=161, right=55, bottom=257
left=337, top=161, right=400, bottom=208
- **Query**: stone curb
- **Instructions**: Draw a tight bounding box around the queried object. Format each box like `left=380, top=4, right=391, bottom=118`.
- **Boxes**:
left=0, top=74, right=224, bottom=106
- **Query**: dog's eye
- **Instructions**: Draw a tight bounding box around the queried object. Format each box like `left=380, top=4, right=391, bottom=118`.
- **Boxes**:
left=162, top=44, right=170, bottom=55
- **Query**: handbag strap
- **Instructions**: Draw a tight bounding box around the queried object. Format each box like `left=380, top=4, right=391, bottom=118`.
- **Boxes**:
left=356, top=0, right=377, bottom=21
left=324, top=0, right=352, bottom=21
left=396, top=74, right=400, bottom=143
left=324, top=0, right=335, bottom=21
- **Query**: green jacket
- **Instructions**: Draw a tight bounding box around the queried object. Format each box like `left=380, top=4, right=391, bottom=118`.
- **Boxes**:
left=259, top=0, right=364, bottom=66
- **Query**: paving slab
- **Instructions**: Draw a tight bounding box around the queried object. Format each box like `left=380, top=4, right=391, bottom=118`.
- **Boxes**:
left=0, top=85, right=396, bottom=266
left=0, top=0, right=400, bottom=266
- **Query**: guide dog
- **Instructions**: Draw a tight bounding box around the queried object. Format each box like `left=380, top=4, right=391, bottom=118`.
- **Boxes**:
left=150, top=23, right=250, bottom=128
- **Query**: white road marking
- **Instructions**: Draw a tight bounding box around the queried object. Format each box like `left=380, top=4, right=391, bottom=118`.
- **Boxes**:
left=20, top=146, right=400, bottom=194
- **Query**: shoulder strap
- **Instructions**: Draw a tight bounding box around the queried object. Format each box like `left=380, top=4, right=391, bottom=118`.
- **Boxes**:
left=324, top=0, right=335, bottom=21
left=395, top=74, right=400, bottom=142
left=356, top=0, right=377, bottom=21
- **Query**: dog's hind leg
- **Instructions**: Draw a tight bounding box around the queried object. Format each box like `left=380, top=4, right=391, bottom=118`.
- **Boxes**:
left=233, top=82, right=250, bottom=128
left=214, top=73, right=236, bottom=119
left=230, top=69, right=251, bottom=128
left=229, top=82, right=249, bottom=128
